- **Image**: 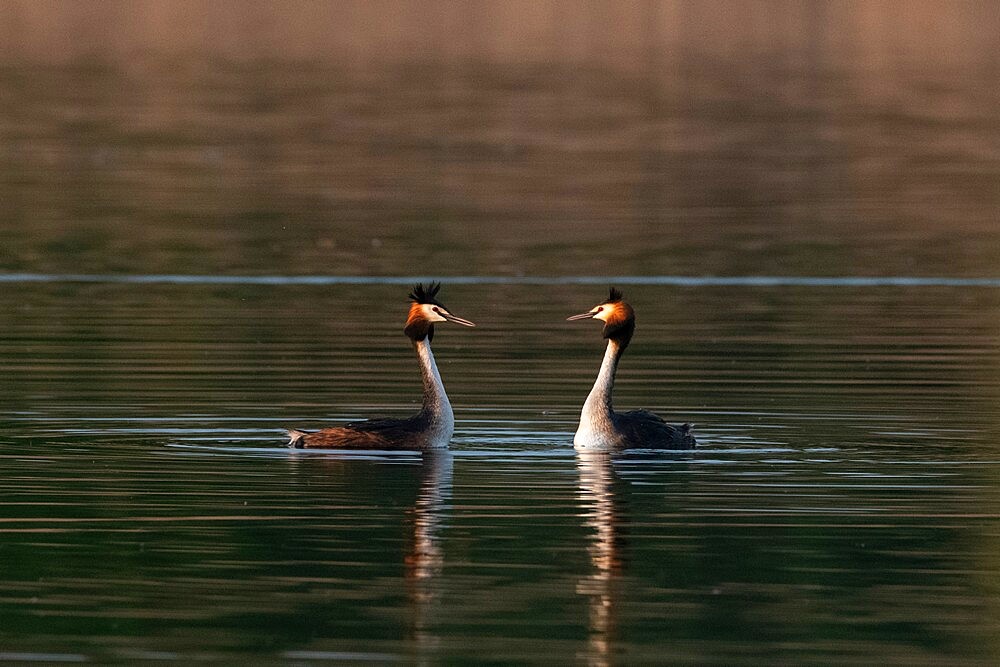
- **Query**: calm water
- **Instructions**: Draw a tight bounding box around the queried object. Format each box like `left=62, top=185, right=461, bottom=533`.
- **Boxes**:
left=2, top=281, right=1000, bottom=664
left=3, top=1, right=1000, bottom=663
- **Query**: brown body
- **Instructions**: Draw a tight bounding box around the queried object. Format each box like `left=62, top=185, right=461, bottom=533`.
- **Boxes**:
left=288, top=414, right=435, bottom=450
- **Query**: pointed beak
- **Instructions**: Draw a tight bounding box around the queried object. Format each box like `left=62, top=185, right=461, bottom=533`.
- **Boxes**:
left=567, top=310, right=597, bottom=321
left=441, top=312, right=476, bottom=327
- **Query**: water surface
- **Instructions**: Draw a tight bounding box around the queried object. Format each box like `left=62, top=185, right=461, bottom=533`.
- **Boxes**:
left=3, top=280, right=1000, bottom=664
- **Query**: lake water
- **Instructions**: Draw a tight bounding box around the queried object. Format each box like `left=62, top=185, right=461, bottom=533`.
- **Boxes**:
left=3, top=1, right=1000, bottom=663
left=3, top=280, right=1000, bottom=664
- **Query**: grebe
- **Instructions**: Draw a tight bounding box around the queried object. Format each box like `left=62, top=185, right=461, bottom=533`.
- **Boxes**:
left=567, top=288, right=695, bottom=451
left=287, top=283, right=475, bottom=449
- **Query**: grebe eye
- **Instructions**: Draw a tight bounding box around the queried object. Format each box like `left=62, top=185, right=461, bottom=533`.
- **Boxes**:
left=596, top=306, right=604, bottom=312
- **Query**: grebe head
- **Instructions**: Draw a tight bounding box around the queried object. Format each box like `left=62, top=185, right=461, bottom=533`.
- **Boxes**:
left=404, top=282, right=476, bottom=341
left=567, top=287, right=635, bottom=345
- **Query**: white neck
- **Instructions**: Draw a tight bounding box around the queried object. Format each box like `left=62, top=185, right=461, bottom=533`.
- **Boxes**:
left=574, top=339, right=622, bottom=450
left=415, top=339, right=454, bottom=447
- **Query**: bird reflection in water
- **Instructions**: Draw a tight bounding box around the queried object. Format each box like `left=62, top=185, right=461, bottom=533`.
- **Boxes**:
left=576, top=452, right=626, bottom=667
left=405, top=451, right=453, bottom=652
left=285, top=450, right=452, bottom=657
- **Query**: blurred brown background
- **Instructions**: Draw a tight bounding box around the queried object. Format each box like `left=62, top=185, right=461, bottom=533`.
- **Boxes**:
left=2, top=1, right=998, bottom=277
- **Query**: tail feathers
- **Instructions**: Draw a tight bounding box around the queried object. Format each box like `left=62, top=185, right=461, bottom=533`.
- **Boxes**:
left=681, top=422, right=697, bottom=448
left=287, top=429, right=308, bottom=448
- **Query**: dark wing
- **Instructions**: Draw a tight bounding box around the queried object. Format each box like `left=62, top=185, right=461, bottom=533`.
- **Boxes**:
left=615, top=410, right=696, bottom=449
left=288, top=413, right=431, bottom=449
left=344, top=413, right=431, bottom=439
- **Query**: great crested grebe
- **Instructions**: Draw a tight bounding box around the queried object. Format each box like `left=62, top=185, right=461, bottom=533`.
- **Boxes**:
left=287, top=283, right=475, bottom=449
left=567, top=288, right=695, bottom=451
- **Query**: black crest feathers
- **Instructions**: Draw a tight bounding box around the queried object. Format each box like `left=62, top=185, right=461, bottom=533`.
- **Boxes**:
left=404, top=282, right=442, bottom=342
left=409, top=282, right=443, bottom=306
left=606, top=287, right=624, bottom=303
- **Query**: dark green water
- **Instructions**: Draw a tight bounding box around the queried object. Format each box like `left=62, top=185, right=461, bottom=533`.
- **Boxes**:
left=2, top=281, right=1000, bottom=664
